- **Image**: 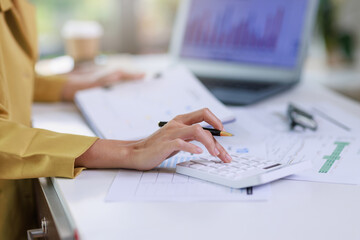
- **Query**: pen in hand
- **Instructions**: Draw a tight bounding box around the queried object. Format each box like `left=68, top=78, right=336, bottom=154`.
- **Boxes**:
left=158, top=121, right=233, bottom=137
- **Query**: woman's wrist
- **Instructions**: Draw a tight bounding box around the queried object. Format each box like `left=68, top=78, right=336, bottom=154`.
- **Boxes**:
left=62, top=79, right=92, bottom=102
left=75, top=139, right=137, bottom=169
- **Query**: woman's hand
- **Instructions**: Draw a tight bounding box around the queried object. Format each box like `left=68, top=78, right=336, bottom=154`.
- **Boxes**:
left=62, top=70, right=144, bottom=101
left=75, top=108, right=232, bottom=170
left=128, top=108, right=232, bottom=170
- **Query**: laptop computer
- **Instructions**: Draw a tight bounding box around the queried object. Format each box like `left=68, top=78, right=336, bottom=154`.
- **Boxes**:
left=170, top=0, right=318, bottom=105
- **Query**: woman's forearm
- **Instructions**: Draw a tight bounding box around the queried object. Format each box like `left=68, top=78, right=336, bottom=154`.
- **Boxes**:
left=75, top=139, right=136, bottom=169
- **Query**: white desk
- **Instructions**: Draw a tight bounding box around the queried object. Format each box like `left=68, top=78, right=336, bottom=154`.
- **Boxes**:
left=32, top=57, right=360, bottom=240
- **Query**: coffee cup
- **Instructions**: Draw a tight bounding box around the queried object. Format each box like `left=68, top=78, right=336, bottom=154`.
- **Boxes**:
left=62, top=20, right=103, bottom=62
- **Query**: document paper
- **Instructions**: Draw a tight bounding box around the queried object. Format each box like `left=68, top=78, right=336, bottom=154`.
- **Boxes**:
left=283, top=135, right=360, bottom=184
left=106, top=146, right=270, bottom=202
left=75, top=65, right=235, bottom=140
left=230, top=104, right=360, bottom=185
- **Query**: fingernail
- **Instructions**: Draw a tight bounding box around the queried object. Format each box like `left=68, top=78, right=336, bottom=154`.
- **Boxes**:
left=196, top=147, right=203, bottom=154
left=226, top=154, right=232, bottom=162
left=214, top=148, right=220, bottom=156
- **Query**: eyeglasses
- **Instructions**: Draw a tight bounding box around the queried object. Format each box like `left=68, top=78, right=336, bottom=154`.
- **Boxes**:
left=287, top=103, right=317, bottom=131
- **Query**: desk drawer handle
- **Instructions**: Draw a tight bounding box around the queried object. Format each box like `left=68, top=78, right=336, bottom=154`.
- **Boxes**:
left=27, top=217, right=48, bottom=240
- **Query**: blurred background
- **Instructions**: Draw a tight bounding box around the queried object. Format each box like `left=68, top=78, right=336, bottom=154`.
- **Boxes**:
left=30, top=0, right=179, bottom=56
left=30, top=0, right=360, bottom=101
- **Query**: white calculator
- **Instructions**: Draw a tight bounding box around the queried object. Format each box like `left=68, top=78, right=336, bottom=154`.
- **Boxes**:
left=176, top=154, right=311, bottom=189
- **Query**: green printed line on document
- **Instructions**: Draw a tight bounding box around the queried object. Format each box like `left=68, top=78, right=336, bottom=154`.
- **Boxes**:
left=319, top=142, right=350, bottom=173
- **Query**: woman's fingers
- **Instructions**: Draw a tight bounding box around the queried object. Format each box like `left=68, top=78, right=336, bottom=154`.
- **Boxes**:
left=168, top=124, right=219, bottom=157
left=165, top=122, right=231, bottom=160
left=116, top=70, right=145, bottom=80
left=96, top=70, right=144, bottom=87
left=174, top=108, right=224, bottom=131
left=215, top=140, right=232, bottom=163
left=129, top=109, right=230, bottom=170
left=164, top=132, right=231, bottom=164
left=168, top=139, right=203, bottom=155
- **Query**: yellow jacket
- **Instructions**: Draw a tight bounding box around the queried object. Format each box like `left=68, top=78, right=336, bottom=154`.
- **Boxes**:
left=0, top=0, right=98, bottom=239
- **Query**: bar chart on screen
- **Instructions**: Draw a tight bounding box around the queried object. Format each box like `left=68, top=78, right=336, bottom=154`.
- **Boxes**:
left=181, top=0, right=308, bottom=67
left=184, top=6, right=284, bottom=50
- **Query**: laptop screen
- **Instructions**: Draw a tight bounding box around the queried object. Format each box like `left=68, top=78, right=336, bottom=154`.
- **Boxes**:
left=180, top=0, right=308, bottom=69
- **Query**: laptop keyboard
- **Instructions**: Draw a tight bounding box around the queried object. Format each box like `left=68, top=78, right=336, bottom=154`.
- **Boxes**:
left=201, top=79, right=277, bottom=92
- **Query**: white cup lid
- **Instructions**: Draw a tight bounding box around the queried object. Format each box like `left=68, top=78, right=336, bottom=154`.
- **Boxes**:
left=62, top=20, right=103, bottom=39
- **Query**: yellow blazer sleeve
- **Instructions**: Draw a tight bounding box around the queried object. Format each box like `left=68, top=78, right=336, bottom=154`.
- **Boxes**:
left=0, top=116, right=98, bottom=179
left=33, top=74, right=68, bottom=102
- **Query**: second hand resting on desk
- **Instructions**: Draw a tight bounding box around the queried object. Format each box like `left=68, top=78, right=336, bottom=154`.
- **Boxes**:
left=158, top=121, right=234, bottom=136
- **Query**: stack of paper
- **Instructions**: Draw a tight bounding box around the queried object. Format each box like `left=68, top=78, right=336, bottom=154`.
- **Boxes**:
left=75, top=65, right=235, bottom=140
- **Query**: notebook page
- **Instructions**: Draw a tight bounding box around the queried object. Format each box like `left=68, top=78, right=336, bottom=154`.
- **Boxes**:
left=75, top=65, right=235, bottom=140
